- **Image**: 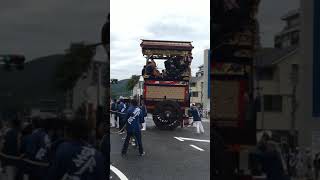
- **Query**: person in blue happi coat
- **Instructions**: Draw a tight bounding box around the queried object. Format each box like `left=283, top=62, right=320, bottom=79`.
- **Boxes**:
left=99, top=122, right=110, bottom=179
left=0, top=118, right=21, bottom=180
left=47, top=115, right=107, bottom=180
left=121, top=99, right=145, bottom=156
left=47, top=117, right=66, bottom=163
left=25, top=117, right=53, bottom=180
left=18, top=122, right=33, bottom=179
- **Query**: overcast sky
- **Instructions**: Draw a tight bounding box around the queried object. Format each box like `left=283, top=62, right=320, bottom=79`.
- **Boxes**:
left=0, top=0, right=300, bottom=80
left=258, top=0, right=300, bottom=47
left=110, top=0, right=210, bottom=80
left=0, top=0, right=108, bottom=61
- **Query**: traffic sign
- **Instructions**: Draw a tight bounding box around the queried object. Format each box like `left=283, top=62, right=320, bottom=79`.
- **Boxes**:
left=0, top=54, right=25, bottom=70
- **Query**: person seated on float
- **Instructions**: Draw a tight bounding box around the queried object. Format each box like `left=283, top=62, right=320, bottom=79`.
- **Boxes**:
left=153, top=67, right=161, bottom=78
left=141, top=65, right=146, bottom=76
left=145, top=58, right=161, bottom=79
left=161, top=70, right=167, bottom=79
left=145, top=61, right=154, bottom=77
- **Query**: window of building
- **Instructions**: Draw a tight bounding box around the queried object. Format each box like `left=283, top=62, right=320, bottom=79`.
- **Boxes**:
left=291, top=31, right=299, bottom=45
left=283, top=39, right=291, bottom=48
left=290, top=64, right=299, bottom=84
left=257, top=67, right=274, bottom=80
left=264, top=95, right=282, bottom=112
left=288, top=18, right=299, bottom=28
left=190, top=83, right=196, bottom=87
left=275, top=43, right=282, bottom=49
left=191, top=92, right=199, bottom=97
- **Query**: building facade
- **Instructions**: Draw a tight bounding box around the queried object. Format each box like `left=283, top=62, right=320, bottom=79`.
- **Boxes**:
left=72, top=60, right=107, bottom=112
left=132, top=77, right=144, bottom=100
left=189, top=49, right=210, bottom=117
left=190, top=72, right=204, bottom=106
left=255, top=47, right=299, bottom=133
left=255, top=1, right=320, bottom=153
left=252, top=6, right=302, bottom=145
left=203, top=49, right=210, bottom=112
left=274, top=9, right=300, bottom=48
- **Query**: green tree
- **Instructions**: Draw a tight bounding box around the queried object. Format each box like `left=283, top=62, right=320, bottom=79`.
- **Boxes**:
left=126, top=75, right=140, bottom=91
left=56, top=42, right=96, bottom=90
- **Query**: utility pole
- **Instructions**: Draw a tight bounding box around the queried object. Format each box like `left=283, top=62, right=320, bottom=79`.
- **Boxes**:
left=0, top=55, right=25, bottom=70
left=291, top=85, right=296, bottom=135
left=290, top=64, right=298, bottom=148
left=255, top=86, right=264, bottom=130
left=97, top=63, right=101, bottom=107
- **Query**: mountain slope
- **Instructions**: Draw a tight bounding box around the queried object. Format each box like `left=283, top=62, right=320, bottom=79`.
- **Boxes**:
left=110, top=79, right=131, bottom=99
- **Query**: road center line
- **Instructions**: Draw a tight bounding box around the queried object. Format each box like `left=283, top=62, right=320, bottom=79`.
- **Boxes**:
left=174, top=137, right=184, bottom=141
left=190, top=144, right=205, bottom=151
left=110, top=165, right=128, bottom=180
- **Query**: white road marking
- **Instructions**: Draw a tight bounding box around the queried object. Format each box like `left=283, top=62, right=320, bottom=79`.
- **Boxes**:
left=190, top=144, right=205, bottom=151
left=110, top=165, right=128, bottom=180
left=174, top=137, right=184, bottom=142
left=174, top=137, right=210, bottom=143
left=201, top=119, right=210, bottom=122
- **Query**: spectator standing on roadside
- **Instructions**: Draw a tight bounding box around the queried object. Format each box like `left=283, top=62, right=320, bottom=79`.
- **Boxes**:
left=289, top=148, right=298, bottom=177
left=296, top=147, right=305, bottom=178
left=111, top=99, right=118, bottom=128
left=254, top=133, right=290, bottom=180
left=305, top=148, right=313, bottom=180
left=118, top=97, right=127, bottom=134
left=190, top=104, right=204, bottom=134
left=116, top=100, right=120, bottom=128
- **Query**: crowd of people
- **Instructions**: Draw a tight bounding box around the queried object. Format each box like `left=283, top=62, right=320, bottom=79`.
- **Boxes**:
left=142, top=56, right=192, bottom=80
left=213, top=128, right=320, bottom=180
left=0, top=110, right=108, bottom=180
left=110, top=97, right=147, bottom=156
left=111, top=97, right=205, bottom=140
left=250, top=132, right=320, bottom=180
left=283, top=146, right=319, bottom=180
left=110, top=97, right=147, bottom=132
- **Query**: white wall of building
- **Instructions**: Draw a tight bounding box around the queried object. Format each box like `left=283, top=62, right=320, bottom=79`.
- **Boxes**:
left=132, top=80, right=143, bottom=98
left=189, top=49, right=210, bottom=111
left=190, top=76, right=204, bottom=105
left=72, top=61, right=106, bottom=111
left=256, top=52, right=299, bottom=131
left=203, top=49, right=210, bottom=111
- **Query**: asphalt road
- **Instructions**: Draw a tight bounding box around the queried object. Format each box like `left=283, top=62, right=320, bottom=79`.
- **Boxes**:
left=110, top=116, right=210, bottom=180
